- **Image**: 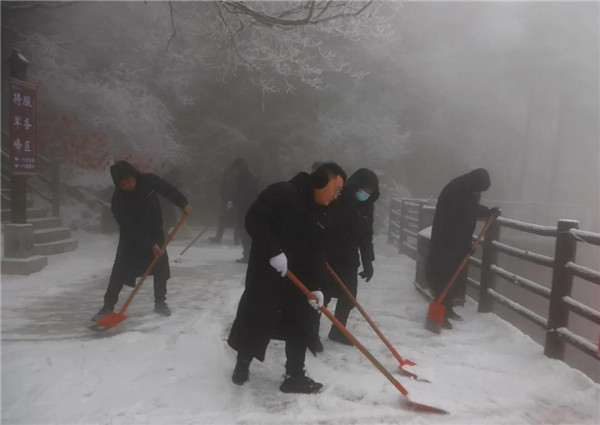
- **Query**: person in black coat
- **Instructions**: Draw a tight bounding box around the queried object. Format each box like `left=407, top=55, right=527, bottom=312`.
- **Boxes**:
left=209, top=163, right=239, bottom=245
left=91, top=161, right=193, bottom=321
left=323, top=168, right=380, bottom=345
left=425, top=168, right=498, bottom=329
left=227, top=162, right=346, bottom=394
left=230, top=158, right=261, bottom=263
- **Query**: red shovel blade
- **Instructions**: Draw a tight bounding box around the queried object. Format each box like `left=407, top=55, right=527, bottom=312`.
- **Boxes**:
left=406, top=399, right=449, bottom=415
left=398, top=364, right=431, bottom=383
left=96, top=312, right=128, bottom=329
left=425, top=301, right=446, bottom=334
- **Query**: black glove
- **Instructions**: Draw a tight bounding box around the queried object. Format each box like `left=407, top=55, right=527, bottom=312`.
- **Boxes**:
left=489, top=206, right=501, bottom=218
left=359, top=261, right=374, bottom=282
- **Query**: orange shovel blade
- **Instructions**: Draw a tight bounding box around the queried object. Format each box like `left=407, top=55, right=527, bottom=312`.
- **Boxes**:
left=425, top=301, right=446, bottom=334
left=96, top=312, right=128, bottom=329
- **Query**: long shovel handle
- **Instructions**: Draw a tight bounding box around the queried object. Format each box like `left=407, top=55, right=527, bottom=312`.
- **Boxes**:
left=286, top=270, right=448, bottom=414
left=436, top=215, right=495, bottom=304
left=286, top=270, right=409, bottom=396
left=179, top=222, right=213, bottom=256
left=119, top=214, right=188, bottom=314
left=325, top=262, right=415, bottom=368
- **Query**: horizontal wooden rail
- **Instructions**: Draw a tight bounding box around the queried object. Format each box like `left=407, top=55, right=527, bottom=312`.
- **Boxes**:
left=487, top=289, right=549, bottom=329
left=404, top=228, right=418, bottom=239
left=497, top=217, right=557, bottom=237
left=405, top=215, right=419, bottom=225
left=556, top=327, right=598, bottom=359
left=469, top=257, right=482, bottom=268
left=467, top=277, right=480, bottom=289
left=569, top=229, right=600, bottom=246
left=492, top=240, right=555, bottom=268
left=562, top=296, right=600, bottom=326
left=402, top=241, right=417, bottom=253
left=491, top=265, right=551, bottom=299
left=565, top=262, right=600, bottom=286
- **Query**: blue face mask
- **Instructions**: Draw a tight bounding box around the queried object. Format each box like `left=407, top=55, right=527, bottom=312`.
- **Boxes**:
left=355, top=190, right=370, bottom=202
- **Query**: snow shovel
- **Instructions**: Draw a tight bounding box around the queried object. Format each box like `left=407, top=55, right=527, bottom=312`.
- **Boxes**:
left=94, top=214, right=188, bottom=330
left=425, top=215, right=495, bottom=334
left=174, top=222, right=213, bottom=262
left=286, top=270, right=449, bottom=415
left=325, top=262, right=429, bottom=383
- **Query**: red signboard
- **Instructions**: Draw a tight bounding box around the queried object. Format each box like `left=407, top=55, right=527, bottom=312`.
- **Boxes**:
left=9, top=78, right=37, bottom=175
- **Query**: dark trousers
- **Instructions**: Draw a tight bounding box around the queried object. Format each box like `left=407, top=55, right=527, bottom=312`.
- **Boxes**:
left=237, top=336, right=307, bottom=377
left=236, top=216, right=251, bottom=260
left=103, top=274, right=167, bottom=310
left=214, top=208, right=239, bottom=243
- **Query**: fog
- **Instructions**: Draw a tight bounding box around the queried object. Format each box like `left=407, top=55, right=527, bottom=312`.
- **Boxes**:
left=1, top=0, right=598, bottom=380
left=2, top=1, right=597, bottom=229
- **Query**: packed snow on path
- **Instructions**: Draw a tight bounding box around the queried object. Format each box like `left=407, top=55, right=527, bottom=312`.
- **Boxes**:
left=2, top=230, right=599, bottom=425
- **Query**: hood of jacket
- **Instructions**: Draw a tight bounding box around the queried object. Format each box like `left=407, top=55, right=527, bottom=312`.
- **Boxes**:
left=342, top=168, right=380, bottom=203
left=110, top=161, right=140, bottom=188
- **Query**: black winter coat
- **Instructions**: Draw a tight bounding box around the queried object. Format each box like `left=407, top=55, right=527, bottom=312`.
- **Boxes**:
left=233, top=168, right=261, bottom=223
left=426, top=168, right=491, bottom=295
left=325, top=169, right=379, bottom=298
left=110, top=161, right=188, bottom=283
left=227, top=172, right=328, bottom=361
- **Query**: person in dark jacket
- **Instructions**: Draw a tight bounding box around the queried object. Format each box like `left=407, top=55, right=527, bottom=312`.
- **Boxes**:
left=230, top=158, right=261, bottom=263
left=91, top=161, right=193, bottom=321
left=425, top=168, right=498, bottom=329
left=324, top=168, right=380, bottom=345
left=227, top=162, right=346, bottom=394
left=209, top=163, right=239, bottom=245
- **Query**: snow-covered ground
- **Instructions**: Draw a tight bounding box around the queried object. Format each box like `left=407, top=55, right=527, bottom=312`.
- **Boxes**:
left=2, top=230, right=599, bottom=425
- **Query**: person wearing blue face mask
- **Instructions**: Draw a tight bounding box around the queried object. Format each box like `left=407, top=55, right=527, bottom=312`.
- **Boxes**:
left=321, top=168, right=380, bottom=346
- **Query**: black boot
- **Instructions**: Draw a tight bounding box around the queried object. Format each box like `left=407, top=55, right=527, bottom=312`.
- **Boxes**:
left=232, top=359, right=250, bottom=385
left=447, top=307, right=463, bottom=321
left=441, top=318, right=453, bottom=329
left=279, top=374, right=323, bottom=394
left=328, top=326, right=353, bottom=346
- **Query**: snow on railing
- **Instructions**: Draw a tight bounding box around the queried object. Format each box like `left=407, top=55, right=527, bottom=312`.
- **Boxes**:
left=565, top=261, right=600, bottom=286
left=487, top=289, right=549, bottom=329
left=491, top=240, right=554, bottom=268
left=496, top=217, right=557, bottom=237
left=569, top=228, right=600, bottom=247
left=388, top=197, right=600, bottom=368
left=491, top=265, right=551, bottom=299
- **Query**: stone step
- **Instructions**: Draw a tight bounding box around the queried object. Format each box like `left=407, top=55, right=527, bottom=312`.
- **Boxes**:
left=1, top=255, right=48, bottom=275
left=27, top=217, right=63, bottom=230
left=1, top=206, right=47, bottom=221
left=33, top=227, right=72, bottom=244
left=34, top=238, right=78, bottom=256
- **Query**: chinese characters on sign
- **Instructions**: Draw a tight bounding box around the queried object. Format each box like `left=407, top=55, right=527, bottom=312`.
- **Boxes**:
left=9, top=78, right=37, bottom=175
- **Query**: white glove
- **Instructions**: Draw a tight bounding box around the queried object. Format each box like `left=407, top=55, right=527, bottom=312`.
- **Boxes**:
left=269, top=252, right=287, bottom=277
left=226, top=201, right=233, bottom=210
left=308, top=290, right=324, bottom=310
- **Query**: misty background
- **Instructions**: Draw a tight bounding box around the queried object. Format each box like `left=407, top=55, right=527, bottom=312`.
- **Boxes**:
left=1, top=1, right=598, bottom=379
left=2, top=1, right=597, bottom=230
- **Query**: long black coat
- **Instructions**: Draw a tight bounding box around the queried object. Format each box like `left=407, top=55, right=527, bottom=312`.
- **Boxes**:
left=227, top=172, right=328, bottom=361
left=109, top=161, right=188, bottom=284
left=325, top=169, right=379, bottom=298
left=233, top=167, right=261, bottom=224
left=426, top=168, right=491, bottom=298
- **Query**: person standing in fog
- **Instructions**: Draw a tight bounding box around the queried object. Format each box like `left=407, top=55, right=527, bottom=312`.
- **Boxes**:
left=425, top=168, right=499, bottom=329
left=323, top=168, right=380, bottom=345
left=230, top=158, right=261, bottom=263
left=209, top=162, right=240, bottom=245
left=92, top=161, right=193, bottom=321
left=227, top=162, right=346, bottom=394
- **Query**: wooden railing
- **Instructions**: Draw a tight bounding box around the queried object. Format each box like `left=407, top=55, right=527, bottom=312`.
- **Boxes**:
left=388, top=197, right=600, bottom=363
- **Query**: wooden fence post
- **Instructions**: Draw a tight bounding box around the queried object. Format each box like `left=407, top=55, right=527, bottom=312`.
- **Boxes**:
left=544, top=219, right=579, bottom=359
left=387, top=197, right=396, bottom=244
left=478, top=214, right=501, bottom=313
left=51, top=151, right=60, bottom=217
left=398, top=200, right=406, bottom=254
